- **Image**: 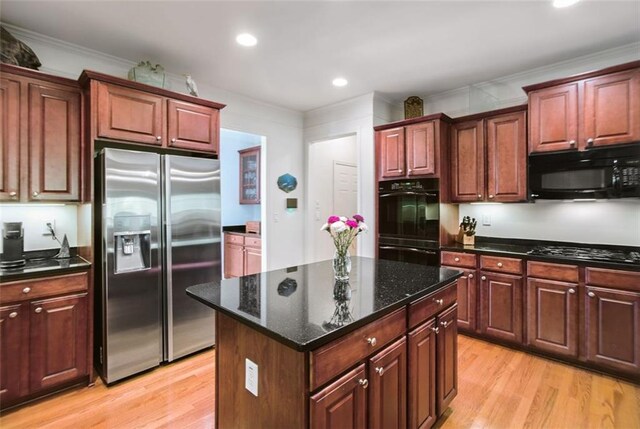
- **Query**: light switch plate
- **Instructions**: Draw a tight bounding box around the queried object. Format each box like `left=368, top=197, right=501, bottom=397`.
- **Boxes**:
left=482, top=214, right=491, bottom=226
left=245, top=358, right=258, bottom=397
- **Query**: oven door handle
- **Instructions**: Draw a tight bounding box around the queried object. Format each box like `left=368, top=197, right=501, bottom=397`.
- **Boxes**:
left=379, top=191, right=438, bottom=198
left=379, top=246, right=437, bottom=255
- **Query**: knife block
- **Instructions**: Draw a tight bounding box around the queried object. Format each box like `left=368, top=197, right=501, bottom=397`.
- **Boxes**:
left=456, top=230, right=475, bottom=246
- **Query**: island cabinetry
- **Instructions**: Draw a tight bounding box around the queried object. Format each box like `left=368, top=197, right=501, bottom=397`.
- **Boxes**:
left=584, top=267, right=640, bottom=375
left=310, top=365, right=367, bottom=429
left=479, top=255, right=523, bottom=344
left=526, top=261, right=580, bottom=359
left=0, top=271, right=90, bottom=410
left=441, top=251, right=477, bottom=332
left=368, top=337, right=407, bottom=429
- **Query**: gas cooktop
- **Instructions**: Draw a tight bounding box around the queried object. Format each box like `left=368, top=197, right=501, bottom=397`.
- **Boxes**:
left=527, top=245, right=640, bottom=265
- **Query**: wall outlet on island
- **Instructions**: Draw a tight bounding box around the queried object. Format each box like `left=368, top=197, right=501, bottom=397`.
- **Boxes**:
left=482, top=214, right=491, bottom=226
left=245, top=358, right=258, bottom=397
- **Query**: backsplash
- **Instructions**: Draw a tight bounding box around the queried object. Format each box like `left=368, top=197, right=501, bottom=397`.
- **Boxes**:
left=0, top=205, right=78, bottom=253
left=459, top=200, right=640, bottom=247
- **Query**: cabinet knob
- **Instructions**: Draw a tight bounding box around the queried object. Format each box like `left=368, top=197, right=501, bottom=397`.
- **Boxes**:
left=569, top=140, right=576, bottom=147
left=398, top=169, right=403, bottom=174
left=489, top=194, right=494, bottom=199
left=497, top=262, right=503, bottom=268
left=478, top=194, right=482, bottom=199
left=434, top=298, right=444, bottom=306
left=22, top=287, right=31, bottom=294
left=9, top=191, right=17, bottom=198
left=171, top=138, right=177, bottom=143
left=375, top=366, right=384, bottom=376
left=407, top=168, right=413, bottom=174
left=568, top=288, right=576, bottom=294
left=366, top=337, right=377, bottom=347
left=454, top=257, right=460, bottom=262
left=35, top=307, right=43, bottom=314
left=9, top=312, right=18, bottom=319
left=358, top=379, right=369, bottom=389
left=468, top=273, right=474, bottom=279
left=431, top=327, right=440, bottom=334
left=32, top=191, right=39, bottom=198
left=481, top=276, right=487, bottom=281
left=586, top=138, right=594, bottom=146
left=588, top=291, right=596, bottom=298
left=156, top=136, right=162, bottom=141
left=441, top=320, right=449, bottom=328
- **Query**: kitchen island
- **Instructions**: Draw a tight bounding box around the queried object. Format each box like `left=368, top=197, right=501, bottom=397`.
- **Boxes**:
left=187, top=257, right=462, bottom=429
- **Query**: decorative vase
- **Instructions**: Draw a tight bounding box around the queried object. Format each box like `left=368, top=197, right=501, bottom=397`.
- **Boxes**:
left=333, top=250, right=351, bottom=281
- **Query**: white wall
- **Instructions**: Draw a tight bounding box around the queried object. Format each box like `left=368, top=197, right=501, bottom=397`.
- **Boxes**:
left=0, top=205, right=78, bottom=253
left=220, top=129, right=262, bottom=227
left=5, top=23, right=305, bottom=270
left=307, top=135, right=357, bottom=262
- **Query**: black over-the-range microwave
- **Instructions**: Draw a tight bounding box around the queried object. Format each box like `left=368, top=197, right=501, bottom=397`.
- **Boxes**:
left=529, top=143, right=640, bottom=200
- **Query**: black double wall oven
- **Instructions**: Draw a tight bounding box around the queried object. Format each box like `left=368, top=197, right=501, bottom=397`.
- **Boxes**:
left=378, top=179, right=440, bottom=266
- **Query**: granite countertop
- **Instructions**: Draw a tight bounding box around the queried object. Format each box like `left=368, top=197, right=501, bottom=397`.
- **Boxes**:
left=0, top=255, right=91, bottom=282
left=441, top=237, right=640, bottom=271
left=222, top=225, right=261, bottom=238
left=187, top=257, right=462, bottom=352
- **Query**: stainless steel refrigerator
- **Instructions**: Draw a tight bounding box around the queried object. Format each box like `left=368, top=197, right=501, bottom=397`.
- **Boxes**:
left=95, top=148, right=220, bottom=384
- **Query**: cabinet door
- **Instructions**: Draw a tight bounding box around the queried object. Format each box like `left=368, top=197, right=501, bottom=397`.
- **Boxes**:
left=0, top=304, right=27, bottom=404
left=378, top=127, right=406, bottom=180
left=368, top=336, right=407, bottom=429
left=167, top=99, right=219, bottom=153
left=526, top=278, right=578, bottom=358
left=436, top=304, right=457, bottom=416
left=480, top=272, right=523, bottom=344
left=239, top=147, right=261, bottom=204
left=310, top=364, right=367, bottom=429
left=583, top=69, right=640, bottom=149
left=29, top=82, right=81, bottom=201
left=406, top=121, right=436, bottom=177
left=443, top=267, right=476, bottom=332
left=528, top=83, right=579, bottom=153
left=486, top=111, right=527, bottom=202
left=244, top=246, right=262, bottom=276
left=97, top=81, right=164, bottom=145
left=0, top=76, right=21, bottom=201
left=224, top=243, right=244, bottom=278
left=585, top=286, right=640, bottom=374
left=450, top=120, right=484, bottom=202
left=408, top=319, right=436, bottom=429
left=29, top=293, right=88, bottom=392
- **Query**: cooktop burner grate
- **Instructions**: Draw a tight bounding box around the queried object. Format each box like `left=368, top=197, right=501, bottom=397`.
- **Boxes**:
left=527, top=245, right=640, bottom=264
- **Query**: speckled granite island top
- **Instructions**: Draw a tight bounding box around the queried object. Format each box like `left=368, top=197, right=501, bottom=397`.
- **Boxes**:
left=187, top=257, right=462, bottom=351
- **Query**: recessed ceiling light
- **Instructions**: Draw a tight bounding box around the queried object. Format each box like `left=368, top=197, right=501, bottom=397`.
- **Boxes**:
left=236, top=33, right=257, bottom=47
left=332, top=77, right=348, bottom=87
left=553, top=0, right=580, bottom=8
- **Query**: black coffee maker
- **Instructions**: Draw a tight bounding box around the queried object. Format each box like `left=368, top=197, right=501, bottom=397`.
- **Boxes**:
left=1, top=222, right=26, bottom=269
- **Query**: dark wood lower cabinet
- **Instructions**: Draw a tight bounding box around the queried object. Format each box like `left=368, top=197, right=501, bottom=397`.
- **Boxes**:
left=310, top=364, right=367, bottom=429
left=443, top=267, right=476, bottom=331
left=368, top=337, right=407, bottom=429
left=0, top=304, right=27, bottom=403
left=526, top=278, right=579, bottom=358
left=436, top=305, right=458, bottom=414
left=585, top=286, right=640, bottom=374
left=408, top=319, right=437, bottom=429
left=480, top=272, right=523, bottom=344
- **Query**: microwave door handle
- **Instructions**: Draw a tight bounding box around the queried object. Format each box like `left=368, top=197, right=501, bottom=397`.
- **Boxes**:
left=379, top=246, right=437, bottom=255
left=379, top=191, right=438, bottom=198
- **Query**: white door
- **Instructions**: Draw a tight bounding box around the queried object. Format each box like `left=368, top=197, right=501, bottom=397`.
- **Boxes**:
left=333, top=162, right=358, bottom=254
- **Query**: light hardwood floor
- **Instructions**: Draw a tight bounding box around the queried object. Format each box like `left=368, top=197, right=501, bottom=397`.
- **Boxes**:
left=1, top=336, right=638, bottom=429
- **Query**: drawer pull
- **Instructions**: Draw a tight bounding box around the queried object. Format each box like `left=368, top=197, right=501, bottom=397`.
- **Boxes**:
left=34, top=307, right=43, bottom=314
left=497, top=262, right=503, bottom=268
left=9, top=312, right=18, bottom=319
left=454, top=257, right=460, bottom=262
left=431, top=327, right=439, bottom=334
left=171, top=138, right=177, bottom=143
left=9, top=191, right=17, bottom=198
left=32, top=191, right=39, bottom=198
left=588, top=291, right=596, bottom=298
left=481, top=276, right=487, bottom=281
left=156, top=136, right=162, bottom=141
left=358, top=379, right=369, bottom=389
left=434, top=298, right=444, bottom=306
left=441, top=321, right=449, bottom=328
left=468, top=273, right=474, bottom=279
left=366, top=337, right=377, bottom=347
left=375, top=366, right=384, bottom=376
left=22, top=287, right=31, bottom=294
left=568, top=288, right=576, bottom=294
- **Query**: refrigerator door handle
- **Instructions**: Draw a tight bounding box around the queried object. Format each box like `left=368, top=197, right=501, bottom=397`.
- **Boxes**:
left=163, top=156, right=174, bottom=362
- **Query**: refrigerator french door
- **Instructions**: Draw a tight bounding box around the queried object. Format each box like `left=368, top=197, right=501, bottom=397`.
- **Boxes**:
left=96, top=148, right=219, bottom=384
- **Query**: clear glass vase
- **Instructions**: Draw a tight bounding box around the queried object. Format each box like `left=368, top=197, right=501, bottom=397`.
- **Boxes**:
left=333, top=249, right=351, bottom=282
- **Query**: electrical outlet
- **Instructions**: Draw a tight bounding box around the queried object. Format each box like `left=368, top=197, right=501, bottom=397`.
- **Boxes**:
left=245, top=358, right=258, bottom=396
left=43, top=220, right=56, bottom=235
left=482, top=214, right=491, bottom=226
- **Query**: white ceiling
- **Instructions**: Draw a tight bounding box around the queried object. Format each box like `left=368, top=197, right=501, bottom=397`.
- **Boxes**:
left=2, top=1, right=639, bottom=112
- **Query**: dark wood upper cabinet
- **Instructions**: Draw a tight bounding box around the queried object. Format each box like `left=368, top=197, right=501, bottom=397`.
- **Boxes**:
left=525, top=61, right=640, bottom=153
left=310, top=364, right=367, bottom=429
left=28, top=82, right=81, bottom=202
left=408, top=319, right=437, bottom=429
left=436, top=304, right=457, bottom=416
left=0, top=304, right=28, bottom=404
left=368, top=337, right=407, bottom=429
left=167, top=99, right=219, bottom=153
left=0, top=76, right=21, bottom=201
left=239, top=146, right=260, bottom=204
left=97, top=81, right=164, bottom=145
left=450, top=120, right=484, bottom=202
left=379, top=127, right=406, bottom=179
left=406, top=121, right=436, bottom=177
left=485, top=111, right=527, bottom=202
left=583, top=69, right=640, bottom=149
left=479, top=272, right=523, bottom=344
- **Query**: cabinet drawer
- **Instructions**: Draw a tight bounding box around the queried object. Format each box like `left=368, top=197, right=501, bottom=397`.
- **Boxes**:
left=245, top=237, right=261, bottom=248
left=480, top=255, right=522, bottom=275
left=441, top=251, right=476, bottom=269
left=585, top=267, right=640, bottom=292
left=408, top=282, right=457, bottom=328
left=0, top=272, right=88, bottom=304
left=224, top=233, right=244, bottom=245
left=310, top=307, right=406, bottom=391
left=527, top=261, right=579, bottom=283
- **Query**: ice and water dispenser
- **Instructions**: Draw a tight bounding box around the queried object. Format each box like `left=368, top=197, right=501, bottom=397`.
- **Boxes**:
left=113, top=215, right=151, bottom=274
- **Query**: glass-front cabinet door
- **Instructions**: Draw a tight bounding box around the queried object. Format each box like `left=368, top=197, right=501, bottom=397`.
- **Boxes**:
left=239, top=146, right=260, bottom=204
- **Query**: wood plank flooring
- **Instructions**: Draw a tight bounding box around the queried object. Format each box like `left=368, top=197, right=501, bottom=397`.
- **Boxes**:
left=1, top=336, right=638, bottom=428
